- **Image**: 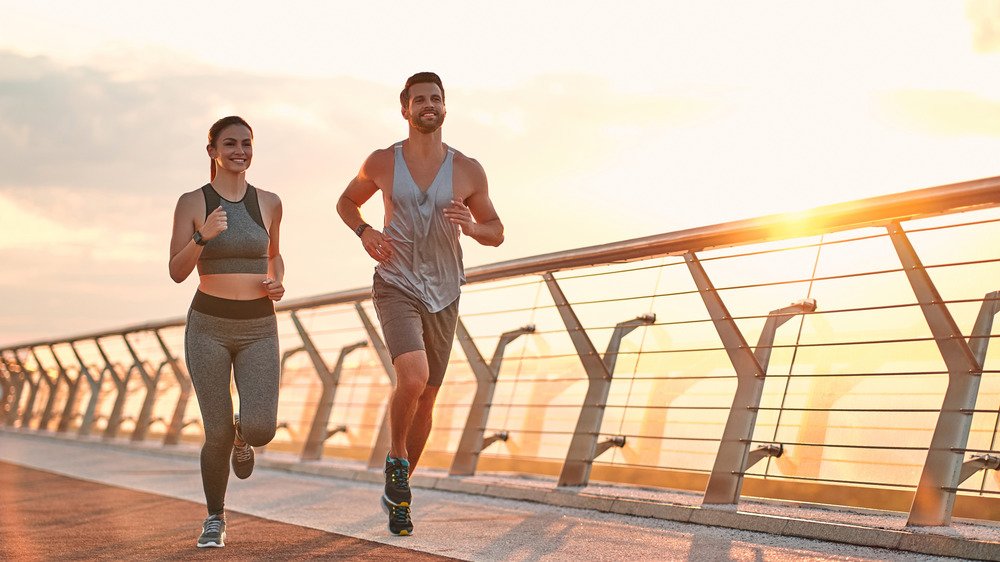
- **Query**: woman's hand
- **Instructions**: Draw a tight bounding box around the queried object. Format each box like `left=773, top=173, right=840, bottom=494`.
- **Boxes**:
left=200, top=206, right=228, bottom=240
left=263, top=278, right=284, bottom=301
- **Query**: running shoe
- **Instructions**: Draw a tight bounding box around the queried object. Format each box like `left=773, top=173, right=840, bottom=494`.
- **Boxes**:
left=197, top=513, right=226, bottom=548
left=383, top=455, right=411, bottom=506
left=231, top=413, right=254, bottom=479
left=382, top=455, right=413, bottom=535
left=381, top=494, right=413, bottom=536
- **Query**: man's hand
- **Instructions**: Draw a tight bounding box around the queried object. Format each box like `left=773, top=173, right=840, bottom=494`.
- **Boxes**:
left=361, top=228, right=394, bottom=262
left=443, top=199, right=477, bottom=237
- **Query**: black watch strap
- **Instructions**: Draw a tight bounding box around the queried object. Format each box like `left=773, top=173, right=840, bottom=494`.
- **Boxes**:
left=354, top=223, right=371, bottom=237
left=193, top=230, right=208, bottom=246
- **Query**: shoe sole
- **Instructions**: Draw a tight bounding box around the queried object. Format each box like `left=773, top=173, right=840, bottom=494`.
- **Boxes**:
left=197, top=533, right=226, bottom=548
left=381, top=495, right=413, bottom=536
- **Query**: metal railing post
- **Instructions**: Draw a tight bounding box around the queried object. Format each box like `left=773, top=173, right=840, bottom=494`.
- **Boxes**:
left=552, top=295, right=654, bottom=487
left=449, top=319, right=535, bottom=476
left=0, top=360, right=11, bottom=422
left=31, top=347, right=62, bottom=431
left=154, top=330, right=193, bottom=446
left=294, top=303, right=368, bottom=461
left=688, top=250, right=817, bottom=504
left=122, top=333, right=159, bottom=442
left=355, top=302, right=398, bottom=469
left=890, top=220, right=998, bottom=525
left=14, top=351, right=41, bottom=428
left=51, top=345, right=81, bottom=433
left=95, top=338, right=130, bottom=440
left=541, top=272, right=638, bottom=487
left=71, top=341, right=103, bottom=437
left=1, top=351, right=25, bottom=426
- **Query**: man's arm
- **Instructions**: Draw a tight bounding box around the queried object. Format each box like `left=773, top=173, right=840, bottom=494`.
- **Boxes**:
left=444, top=157, right=504, bottom=247
left=337, top=150, right=395, bottom=261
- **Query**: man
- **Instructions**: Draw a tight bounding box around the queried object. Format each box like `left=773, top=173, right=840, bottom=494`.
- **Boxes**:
left=337, top=72, right=504, bottom=536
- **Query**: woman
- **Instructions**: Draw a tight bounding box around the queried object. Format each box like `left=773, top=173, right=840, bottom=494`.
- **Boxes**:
left=168, top=116, right=285, bottom=548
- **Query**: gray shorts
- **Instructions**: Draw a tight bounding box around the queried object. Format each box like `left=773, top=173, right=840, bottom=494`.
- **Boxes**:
left=372, top=273, right=459, bottom=387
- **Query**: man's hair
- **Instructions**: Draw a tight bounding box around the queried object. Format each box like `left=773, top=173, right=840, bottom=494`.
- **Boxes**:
left=400, top=72, right=445, bottom=107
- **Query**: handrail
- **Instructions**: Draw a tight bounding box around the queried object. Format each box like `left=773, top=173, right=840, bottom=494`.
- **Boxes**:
left=4, top=174, right=999, bottom=350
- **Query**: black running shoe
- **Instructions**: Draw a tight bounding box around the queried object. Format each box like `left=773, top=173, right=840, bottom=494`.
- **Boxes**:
left=383, top=455, right=411, bottom=506
left=231, top=414, right=254, bottom=480
left=197, top=513, right=226, bottom=548
left=381, top=494, right=413, bottom=536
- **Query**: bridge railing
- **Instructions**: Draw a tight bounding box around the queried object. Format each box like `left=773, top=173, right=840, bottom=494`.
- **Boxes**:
left=3, top=175, right=1000, bottom=527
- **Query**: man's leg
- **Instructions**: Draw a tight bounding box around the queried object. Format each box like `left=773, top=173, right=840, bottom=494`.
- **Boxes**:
left=388, top=350, right=429, bottom=459
left=405, top=384, right=440, bottom=472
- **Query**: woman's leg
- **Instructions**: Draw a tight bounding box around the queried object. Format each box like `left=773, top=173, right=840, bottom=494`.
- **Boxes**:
left=232, top=315, right=280, bottom=447
left=185, top=310, right=236, bottom=516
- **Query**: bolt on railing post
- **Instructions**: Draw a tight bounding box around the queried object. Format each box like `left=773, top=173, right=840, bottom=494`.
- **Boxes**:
left=355, top=302, right=398, bottom=469
left=450, top=318, right=535, bottom=476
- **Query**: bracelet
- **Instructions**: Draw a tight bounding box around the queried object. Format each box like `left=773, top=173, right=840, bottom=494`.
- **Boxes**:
left=354, top=223, right=371, bottom=237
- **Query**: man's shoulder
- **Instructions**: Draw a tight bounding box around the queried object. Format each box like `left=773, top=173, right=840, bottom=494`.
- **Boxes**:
left=450, top=148, right=486, bottom=181
left=362, top=145, right=397, bottom=176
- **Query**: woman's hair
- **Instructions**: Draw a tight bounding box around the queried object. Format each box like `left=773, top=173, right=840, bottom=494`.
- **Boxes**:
left=207, top=116, right=253, bottom=180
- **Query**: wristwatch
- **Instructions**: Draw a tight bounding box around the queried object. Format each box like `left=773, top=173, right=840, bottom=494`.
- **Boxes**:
left=354, top=223, right=371, bottom=237
left=193, top=230, right=208, bottom=246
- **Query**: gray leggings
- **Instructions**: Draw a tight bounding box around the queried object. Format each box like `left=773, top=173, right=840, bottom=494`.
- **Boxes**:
left=185, top=306, right=279, bottom=516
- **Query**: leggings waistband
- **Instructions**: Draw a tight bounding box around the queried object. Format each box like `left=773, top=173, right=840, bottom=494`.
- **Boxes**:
left=190, top=290, right=274, bottom=319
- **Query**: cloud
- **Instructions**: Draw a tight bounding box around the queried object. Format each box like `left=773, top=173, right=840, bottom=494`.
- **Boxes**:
left=877, top=89, right=1000, bottom=136
left=0, top=49, right=729, bottom=346
left=967, top=0, right=1000, bottom=52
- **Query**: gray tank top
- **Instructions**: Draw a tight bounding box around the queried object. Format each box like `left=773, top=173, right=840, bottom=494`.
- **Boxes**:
left=197, top=183, right=270, bottom=275
left=376, top=142, right=464, bottom=312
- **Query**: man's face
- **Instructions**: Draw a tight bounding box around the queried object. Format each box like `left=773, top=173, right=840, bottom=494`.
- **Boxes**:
left=403, top=82, right=446, bottom=134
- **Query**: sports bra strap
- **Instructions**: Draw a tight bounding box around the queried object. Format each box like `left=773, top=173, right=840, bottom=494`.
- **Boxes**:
left=201, top=184, right=220, bottom=217
left=243, top=185, right=266, bottom=231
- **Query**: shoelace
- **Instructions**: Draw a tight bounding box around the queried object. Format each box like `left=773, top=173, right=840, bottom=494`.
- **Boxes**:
left=203, top=517, right=224, bottom=534
left=234, top=443, right=253, bottom=463
left=390, top=465, right=410, bottom=490
left=390, top=504, right=411, bottom=524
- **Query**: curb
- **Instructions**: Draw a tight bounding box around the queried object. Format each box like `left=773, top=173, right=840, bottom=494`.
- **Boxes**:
left=6, top=429, right=1000, bottom=561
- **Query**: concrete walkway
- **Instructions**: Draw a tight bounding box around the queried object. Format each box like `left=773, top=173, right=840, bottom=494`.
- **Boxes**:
left=1, top=429, right=995, bottom=561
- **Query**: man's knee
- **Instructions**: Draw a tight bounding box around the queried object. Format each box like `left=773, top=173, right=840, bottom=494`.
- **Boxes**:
left=394, top=350, right=430, bottom=392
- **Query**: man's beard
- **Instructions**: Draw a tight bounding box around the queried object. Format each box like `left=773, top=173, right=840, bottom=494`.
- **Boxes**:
left=410, top=111, right=445, bottom=134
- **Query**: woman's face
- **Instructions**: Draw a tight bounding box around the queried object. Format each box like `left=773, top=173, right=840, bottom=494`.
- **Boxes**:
left=208, top=124, right=253, bottom=175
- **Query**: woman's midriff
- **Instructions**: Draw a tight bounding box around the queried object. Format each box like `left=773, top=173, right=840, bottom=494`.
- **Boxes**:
left=198, top=273, right=269, bottom=300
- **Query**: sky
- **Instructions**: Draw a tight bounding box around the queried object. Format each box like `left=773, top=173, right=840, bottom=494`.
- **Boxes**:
left=1, top=1, right=1000, bottom=346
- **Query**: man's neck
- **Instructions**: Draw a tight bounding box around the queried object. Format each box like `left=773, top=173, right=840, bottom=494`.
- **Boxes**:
left=405, top=128, right=445, bottom=160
